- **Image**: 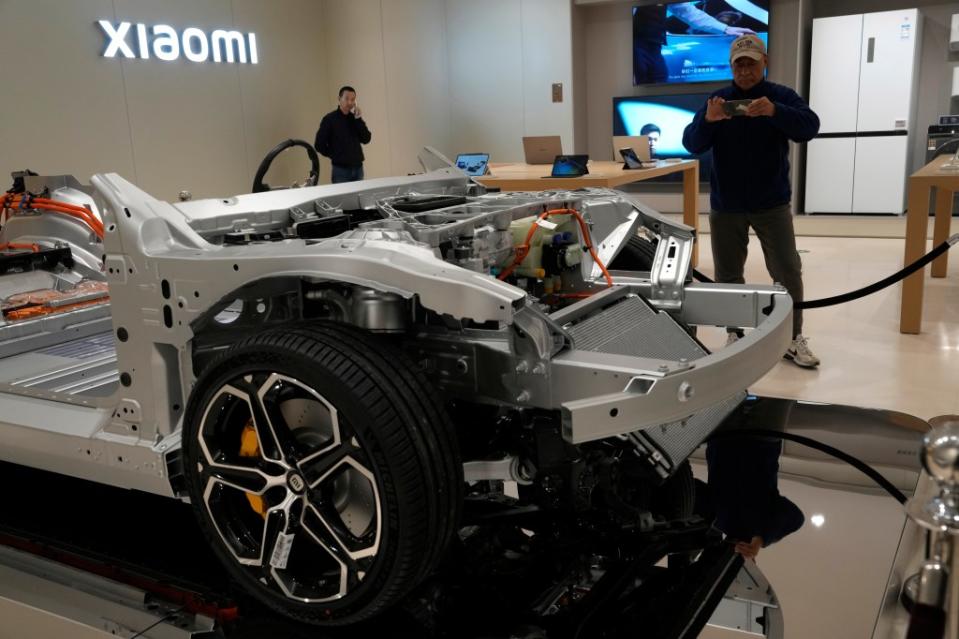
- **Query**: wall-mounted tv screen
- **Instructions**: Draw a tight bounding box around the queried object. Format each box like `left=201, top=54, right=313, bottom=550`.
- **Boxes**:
left=633, top=1, right=770, bottom=85
left=613, top=93, right=712, bottom=180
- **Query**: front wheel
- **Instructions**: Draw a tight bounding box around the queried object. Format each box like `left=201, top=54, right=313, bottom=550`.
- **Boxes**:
left=182, top=323, right=462, bottom=625
left=610, top=234, right=657, bottom=271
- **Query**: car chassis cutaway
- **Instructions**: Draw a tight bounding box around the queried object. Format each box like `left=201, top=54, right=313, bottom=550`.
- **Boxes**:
left=0, top=161, right=792, bottom=627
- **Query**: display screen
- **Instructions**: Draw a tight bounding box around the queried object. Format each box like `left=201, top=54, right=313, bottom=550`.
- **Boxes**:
left=620, top=147, right=644, bottom=169
left=612, top=93, right=712, bottom=178
left=455, top=153, right=490, bottom=176
left=550, top=155, right=589, bottom=177
left=633, top=1, right=770, bottom=85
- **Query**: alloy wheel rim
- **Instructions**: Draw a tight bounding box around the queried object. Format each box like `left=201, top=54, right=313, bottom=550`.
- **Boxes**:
left=195, top=372, right=382, bottom=603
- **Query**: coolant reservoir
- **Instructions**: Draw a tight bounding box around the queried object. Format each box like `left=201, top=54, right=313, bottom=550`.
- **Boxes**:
left=506, top=213, right=578, bottom=278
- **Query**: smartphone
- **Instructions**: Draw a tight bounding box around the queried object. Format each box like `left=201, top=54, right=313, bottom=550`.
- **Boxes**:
left=722, top=99, right=753, bottom=117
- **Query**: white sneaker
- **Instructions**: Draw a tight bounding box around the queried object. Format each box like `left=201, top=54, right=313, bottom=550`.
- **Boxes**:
left=785, top=335, right=820, bottom=368
left=725, top=332, right=740, bottom=347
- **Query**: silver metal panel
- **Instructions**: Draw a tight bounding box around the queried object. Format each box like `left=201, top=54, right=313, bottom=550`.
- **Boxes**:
left=4, top=333, right=119, bottom=396
left=0, top=353, right=75, bottom=384
left=554, top=295, right=792, bottom=444
left=16, top=356, right=118, bottom=393
left=0, top=391, right=109, bottom=438
left=0, top=306, right=113, bottom=360
left=648, top=234, right=695, bottom=309
left=568, top=278, right=790, bottom=331
left=640, top=392, right=746, bottom=472
left=172, top=167, right=469, bottom=224
left=677, top=282, right=788, bottom=328
left=0, top=421, right=174, bottom=496
left=0, top=391, right=173, bottom=496
left=565, top=295, right=705, bottom=361
left=37, top=331, right=115, bottom=359
left=708, top=560, right=784, bottom=639
left=0, top=545, right=214, bottom=638
left=549, top=285, right=633, bottom=326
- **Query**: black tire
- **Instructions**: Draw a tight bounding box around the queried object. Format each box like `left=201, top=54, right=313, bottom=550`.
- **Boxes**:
left=653, top=461, right=695, bottom=522
left=609, top=234, right=658, bottom=272
left=182, top=322, right=462, bottom=625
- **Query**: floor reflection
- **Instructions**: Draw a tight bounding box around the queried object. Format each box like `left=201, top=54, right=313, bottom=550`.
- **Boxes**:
left=698, top=396, right=928, bottom=639
left=700, top=399, right=804, bottom=561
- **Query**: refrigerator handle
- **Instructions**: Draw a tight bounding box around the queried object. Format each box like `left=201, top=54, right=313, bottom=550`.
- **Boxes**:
left=866, top=37, right=875, bottom=63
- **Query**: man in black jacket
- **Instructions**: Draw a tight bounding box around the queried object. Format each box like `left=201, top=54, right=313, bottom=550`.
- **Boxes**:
left=314, top=86, right=372, bottom=184
left=683, top=35, right=821, bottom=368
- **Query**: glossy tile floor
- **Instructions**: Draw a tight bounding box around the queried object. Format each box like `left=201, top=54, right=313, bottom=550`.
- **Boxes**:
left=694, top=232, right=957, bottom=639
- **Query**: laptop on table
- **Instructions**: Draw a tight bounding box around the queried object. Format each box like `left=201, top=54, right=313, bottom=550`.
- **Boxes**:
left=523, top=135, right=563, bottom=165
left=619, top=147, right=646, bottom=170
left=543, top=154, right=589, bottom=178
left=612, top=135, right=651, bottom=162
left=455, top=153, right=490, bottom=176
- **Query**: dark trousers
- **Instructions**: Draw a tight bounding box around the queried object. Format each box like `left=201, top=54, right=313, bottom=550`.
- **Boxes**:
left=331, top=164, right=364, bottom=184
left=709, top=204, right=804, bottom=337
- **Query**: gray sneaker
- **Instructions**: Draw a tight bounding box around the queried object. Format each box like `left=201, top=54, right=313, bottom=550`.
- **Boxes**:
left=785, top=335, right=820, bottom=368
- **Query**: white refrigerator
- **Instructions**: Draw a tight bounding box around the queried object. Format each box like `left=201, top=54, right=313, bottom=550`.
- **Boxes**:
left=804, top=9, right=921, bottom=214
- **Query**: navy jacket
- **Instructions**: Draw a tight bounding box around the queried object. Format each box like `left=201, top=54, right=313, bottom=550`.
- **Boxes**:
left=682, top=80, right=819, bottom=212
left=314, top=109, right=372, bottom=168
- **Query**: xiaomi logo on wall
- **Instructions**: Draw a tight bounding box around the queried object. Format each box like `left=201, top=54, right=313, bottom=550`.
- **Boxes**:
left=97, top=21, right=258, bottom=64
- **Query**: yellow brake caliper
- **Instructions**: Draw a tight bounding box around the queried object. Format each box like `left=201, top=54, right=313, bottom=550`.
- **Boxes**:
left=239, top=422, right=267, bottom=518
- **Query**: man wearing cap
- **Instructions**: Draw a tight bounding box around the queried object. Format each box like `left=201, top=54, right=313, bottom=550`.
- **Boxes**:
left=683, top=34, right=821, bottom=368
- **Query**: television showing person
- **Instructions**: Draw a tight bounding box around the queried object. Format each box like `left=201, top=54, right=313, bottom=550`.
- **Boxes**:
left=612, top=93, right=715, bottom=179
left=640, top=123, right=661, bottom=156
left=633, top=1, right=763, bottom=85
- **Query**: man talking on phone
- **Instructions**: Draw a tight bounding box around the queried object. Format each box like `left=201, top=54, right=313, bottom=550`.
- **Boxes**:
left=314, top=86, right=372, bottom=184
left=682, top=35, right=822, bottom=368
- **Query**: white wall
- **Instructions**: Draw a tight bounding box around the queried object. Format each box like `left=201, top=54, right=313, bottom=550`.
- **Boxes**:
left=232, top=0, right=334, bottom=190
left=1, top=0, right=575, bottom=195
left=381, top=1, right=454, bottom=175
left=319, top=0, right=575, bottom=174
left=321, top=0, right=452, bottom=179
left=0, top=0, right=137, bottom=192
left=446, top=0, right=576, bottom=162
left=0, top=0, right=329, bottom=200
left=572, top=3, right=589, bottom=154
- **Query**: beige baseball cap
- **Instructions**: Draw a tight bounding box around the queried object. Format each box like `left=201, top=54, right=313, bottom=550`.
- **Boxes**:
left=730, top=34, right=766, bottom=62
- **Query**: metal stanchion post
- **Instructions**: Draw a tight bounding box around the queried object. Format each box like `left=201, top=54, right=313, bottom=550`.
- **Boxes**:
left=905, top=417, right=959, bottom=638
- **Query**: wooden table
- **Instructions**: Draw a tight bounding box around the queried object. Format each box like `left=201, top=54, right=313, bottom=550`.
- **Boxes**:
left=478, top=159, right=700, bottom=265
left=900, top=154, right=958, bottom=334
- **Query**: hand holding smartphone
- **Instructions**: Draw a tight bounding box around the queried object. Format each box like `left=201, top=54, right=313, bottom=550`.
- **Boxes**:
left=705, top=97, right=730, bottom=122
left=721, top=99, right=753, bottom=117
